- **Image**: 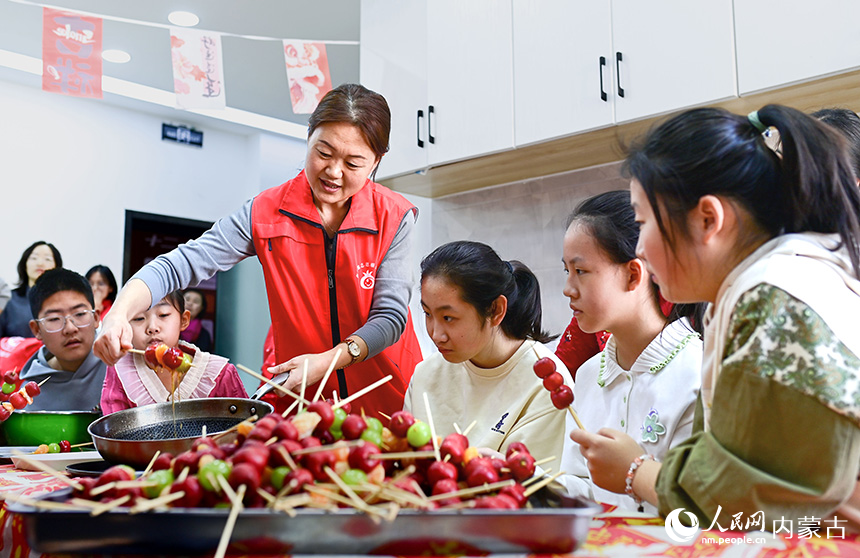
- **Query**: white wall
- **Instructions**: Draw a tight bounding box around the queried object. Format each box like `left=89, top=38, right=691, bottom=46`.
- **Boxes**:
left=0, top=79, right=259, bottom=283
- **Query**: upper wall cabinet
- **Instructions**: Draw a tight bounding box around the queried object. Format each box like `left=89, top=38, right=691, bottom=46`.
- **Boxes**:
left=361, top=0, right=514, bottom=180
left=610, top=0, right=736, bottom=123
left=735, top=0, right=860, bottom=95
left=514, top=0, right=736, bottom=146
left=512, top=1, right=614, bottom=146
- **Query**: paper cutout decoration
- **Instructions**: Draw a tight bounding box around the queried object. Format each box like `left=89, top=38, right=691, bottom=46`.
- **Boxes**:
left=42, top=7, right=102, bottom=98
left=171, top=27, right=226, bottom=110
left=283, top=40, right=332, bottom=114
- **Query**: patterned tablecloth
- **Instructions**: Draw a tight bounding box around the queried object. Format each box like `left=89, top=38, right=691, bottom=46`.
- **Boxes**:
left=0, top=463, right=856, bottom=557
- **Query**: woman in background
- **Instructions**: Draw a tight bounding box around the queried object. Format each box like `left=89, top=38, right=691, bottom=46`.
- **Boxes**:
left=86, top=265, right=117, bottom=321
left=0, top=241, right=62, bottom=338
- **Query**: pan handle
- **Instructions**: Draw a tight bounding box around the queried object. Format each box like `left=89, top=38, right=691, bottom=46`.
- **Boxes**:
left=250, top=371, right=290, bottom=400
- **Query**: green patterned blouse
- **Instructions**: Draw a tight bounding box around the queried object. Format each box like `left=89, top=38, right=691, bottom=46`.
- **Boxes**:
left=656, top=284, right=860, bottom=530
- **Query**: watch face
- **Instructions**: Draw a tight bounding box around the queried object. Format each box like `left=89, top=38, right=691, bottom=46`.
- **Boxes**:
left=347, top=341, right=360, bottom=357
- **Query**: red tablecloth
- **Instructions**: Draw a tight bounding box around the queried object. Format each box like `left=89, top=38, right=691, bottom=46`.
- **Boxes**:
left=0, top=463, right=857, bottom=557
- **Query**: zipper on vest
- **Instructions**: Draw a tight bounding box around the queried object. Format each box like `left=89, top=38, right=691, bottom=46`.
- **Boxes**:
left=324, top=232, right=348, bottom=398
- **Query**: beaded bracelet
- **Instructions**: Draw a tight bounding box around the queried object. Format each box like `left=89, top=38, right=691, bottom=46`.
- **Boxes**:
left=625, top=454, right=655, bottom=512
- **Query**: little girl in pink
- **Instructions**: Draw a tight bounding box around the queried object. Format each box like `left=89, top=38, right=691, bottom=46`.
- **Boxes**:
left=100, top=291, right=246, bottom=414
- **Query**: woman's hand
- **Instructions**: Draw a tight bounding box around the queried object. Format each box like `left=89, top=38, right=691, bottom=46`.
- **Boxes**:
left=93, top=311, right=134, bottom=366
left=570, top=428, right=643, bottom=494
left=269, top=346, right=349, bottom=397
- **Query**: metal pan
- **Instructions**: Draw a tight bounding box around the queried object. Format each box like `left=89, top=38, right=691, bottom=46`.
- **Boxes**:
left=88, top=398, right=273, bottom=468
left=11, top=485, right=601, bottom=555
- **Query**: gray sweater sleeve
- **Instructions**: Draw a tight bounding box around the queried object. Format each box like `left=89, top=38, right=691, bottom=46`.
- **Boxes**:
left=351, top=211, right=417, bottom=359
left=132, top=199, right=256, bottom=306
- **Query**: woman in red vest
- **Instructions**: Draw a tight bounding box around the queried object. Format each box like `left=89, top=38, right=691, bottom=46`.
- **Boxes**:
left=94, top=84, right=423, bottom=417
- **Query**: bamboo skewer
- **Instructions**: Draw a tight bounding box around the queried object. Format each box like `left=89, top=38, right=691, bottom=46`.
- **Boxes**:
left=298, top=359, right=308, bottom=413
left=312, top=348, right=342, bottom=402
left=212, top=414, right=258, bottom=440
left=422, top=392, right=441, bottom=462
left=427, top=479, right=515, bottom=502
left=281, top=397, right=300, bottom=418
left=533, top=455, right=556, bottom=467
left=332, top=375, right=393, bottom=411
left=462, top=420, right=477, bottom=437
left=522, top=469, right=552, bottom=487
left=90, top=494, right=131, bottom=516
left=523, top=471, right=565, bottom=498
left=37, top=376, right=51, bottom=387
left=369, top=450, right=436, bottom=460
left=214, top=484, right=246, bottom=558
left=70, top=441, right=94, bottom=449
left=141, top=450, right=162, bottom=478
left=235, top=363, right=311, bottom=407
left=129, top=490, right=186, bottom=514
left=567, top=406, right=586, bottom=431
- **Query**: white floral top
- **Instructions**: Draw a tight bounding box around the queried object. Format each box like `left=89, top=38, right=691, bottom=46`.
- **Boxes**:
left=559, top=318, right=703, bottom=513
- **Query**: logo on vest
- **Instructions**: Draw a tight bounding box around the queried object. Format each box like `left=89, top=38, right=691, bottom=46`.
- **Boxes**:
left=491, top=412, right=509, bottom=434
left=355, top=262, right=377, bottom=290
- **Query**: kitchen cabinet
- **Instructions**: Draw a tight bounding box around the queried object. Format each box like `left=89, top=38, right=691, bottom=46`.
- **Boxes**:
left=735, top=0, right=860, bottom=94
left=512, top=0, right=614, bottom=146
left=513, top=0, right=737, bottom=146
left=361, top=0, right=514, bottom=180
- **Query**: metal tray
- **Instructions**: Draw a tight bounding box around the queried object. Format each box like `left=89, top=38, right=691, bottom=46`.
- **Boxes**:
left=9, top=485, right=600, bottom=555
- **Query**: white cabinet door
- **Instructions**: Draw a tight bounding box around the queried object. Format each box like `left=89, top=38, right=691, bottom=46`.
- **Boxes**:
left=611, top=0, right=737, bottom=123
left=512, top=0, right=614, bottom=146
left=735, top=0, right=860, bottom=94
left=360, top=0, right=428, bottom=179
left=426, top=0, right=515, bottom=165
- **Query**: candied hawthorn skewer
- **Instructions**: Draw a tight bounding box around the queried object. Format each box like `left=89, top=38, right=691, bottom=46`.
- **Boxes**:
left=531, top=349, right=585, bottom=430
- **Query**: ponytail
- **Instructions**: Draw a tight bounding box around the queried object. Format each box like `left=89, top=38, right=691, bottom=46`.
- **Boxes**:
left=757, top=105, right=860, bottom=275
left=624, top=104, right=860, bottom=277
left=420, top=241, right=556, bottom=343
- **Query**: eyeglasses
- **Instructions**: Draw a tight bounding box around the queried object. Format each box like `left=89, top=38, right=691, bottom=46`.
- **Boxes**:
left=35, top=310, right=97, bottom=333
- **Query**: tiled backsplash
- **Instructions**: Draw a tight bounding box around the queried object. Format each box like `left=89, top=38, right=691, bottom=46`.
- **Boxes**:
left=427, top=161, right=628, bottom=348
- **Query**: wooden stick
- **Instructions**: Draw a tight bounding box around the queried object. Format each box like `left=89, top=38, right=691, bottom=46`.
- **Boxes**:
left=214, top=484, right=246, bottom=558
left=523, top=471, right=565, bottom=498
left=427, top=479, right=515, bottom=502
left=236, top=363, right=311, bottom=406
left=533, top=455, right=557, bottom=467
left=212, top=414, right=258, bottom=440
left=324, top=467, right=375, bottom=514
left=290, top=439, right=362, bottom=456
left=10, top=453, right=82, bottom=490
left=37, top=376, right=51, bottom=387
left=215, top=474, right=238, bottom=503
left=332, top=375, right=393, bottom=411
left=70, top=441, right=94, bottom=448
left=90, top=494, right=131, bottom=516
left=129, top=490, right=186, bottom=514
left=271, top=444, right=299, bottom=471
left=567, top=406, right=586, bottom=431
left=298, top=359, right=309, bottom=413
left=370, top=450, right=436, bottom=460
left=452, top=422, right=462, bottom=435
left=462, top=420, right=477, bottom=437
left=4, top=492, right=90, bottom=511
left=312, top=348, right=342, bottom=402
left=141, top=450, right=162, bottom=478
left=422, top=392, right=441, bottom=462
left=522, top=469, right=552, bottom=487
left=281, top=397, right=300, bottom=418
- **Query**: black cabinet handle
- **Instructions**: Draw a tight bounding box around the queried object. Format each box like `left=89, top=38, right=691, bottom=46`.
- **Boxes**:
left=417, top=109, right=424, bottom=148
left=616, top=51, right=624, bottom=98
left=599, top=56, right=607, bottom=102
left=428, top=105, right=435, bottom=144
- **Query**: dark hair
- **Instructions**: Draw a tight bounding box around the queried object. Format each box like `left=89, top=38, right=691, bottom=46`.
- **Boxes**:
left=162, top=290, right=186, bottom=314
left=420, top=241, right=556, bottom=343
left=28, top=268, right=93, bottom=318
left=15, top=241, right=62, bottom=295
left=308, top=83, right=391, bottom=181
left=182, top=288, right=208, bottom=316
left=567, top=190, right=704, bottom=333
left=811, top=108, right=860, bottom=180
left=623, top=105, right=860, bottom=277
left=85, top=265, right=118, bottom=304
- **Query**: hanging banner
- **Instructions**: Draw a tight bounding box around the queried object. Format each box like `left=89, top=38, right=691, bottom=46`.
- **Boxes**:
left=42, top=8, right=102, bottom=98
left=283, top=41, right=332, bottom=114
left=171, top=28, right=226, bottom=110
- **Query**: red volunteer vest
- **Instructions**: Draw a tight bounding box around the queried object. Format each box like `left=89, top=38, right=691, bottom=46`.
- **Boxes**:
left=252, top=172, right=422, bottom=417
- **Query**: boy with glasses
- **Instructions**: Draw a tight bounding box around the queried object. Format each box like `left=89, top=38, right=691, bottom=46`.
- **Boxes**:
left=20, top=268, right=106, bottom=411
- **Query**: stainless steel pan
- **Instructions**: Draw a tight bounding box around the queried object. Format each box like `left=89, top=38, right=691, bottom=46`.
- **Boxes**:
left=88, top=398, right=273, bottom=468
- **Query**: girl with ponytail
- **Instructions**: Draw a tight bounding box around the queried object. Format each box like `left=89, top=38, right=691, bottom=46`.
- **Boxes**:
left=404, top=240, right=571, bottom=473
left=573, top=105, right=860, bottom=529
left=557, top=190, right=704, bottom=514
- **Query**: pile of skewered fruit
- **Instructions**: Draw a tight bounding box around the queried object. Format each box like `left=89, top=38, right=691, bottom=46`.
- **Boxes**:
left=0, top=369, right=45, bottom=421
left=141, top=342, right=194, bottom=375
left=67, top=401, right=548, bottom=513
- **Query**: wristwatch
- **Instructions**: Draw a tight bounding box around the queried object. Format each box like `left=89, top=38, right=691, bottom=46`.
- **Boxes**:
left=344, top=337, right=361, bottom=366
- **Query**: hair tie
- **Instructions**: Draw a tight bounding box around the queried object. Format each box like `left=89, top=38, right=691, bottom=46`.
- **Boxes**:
left=504, top=261, right=514, bottom=274
left=747, top=111, right=767, bottom=133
